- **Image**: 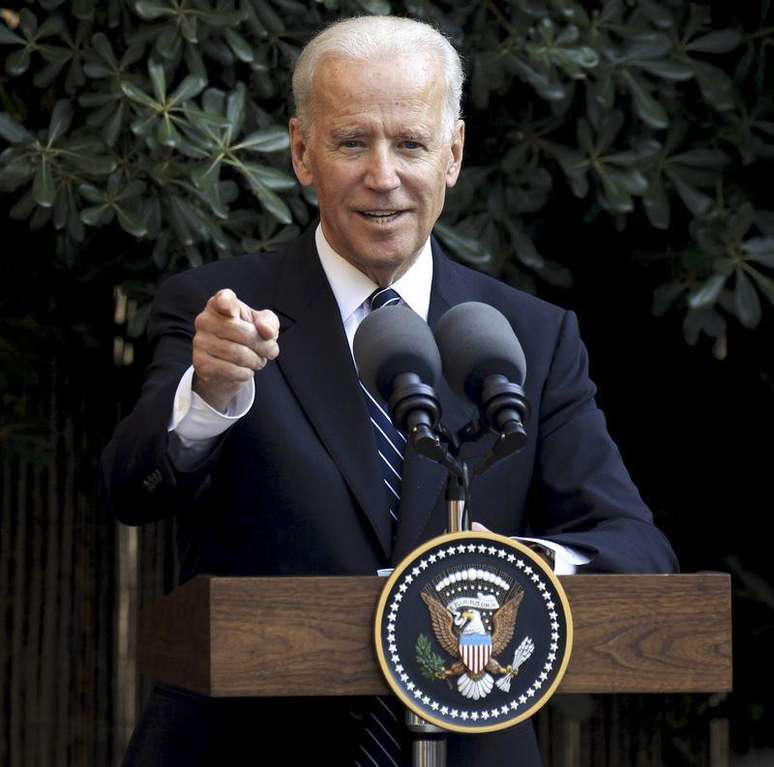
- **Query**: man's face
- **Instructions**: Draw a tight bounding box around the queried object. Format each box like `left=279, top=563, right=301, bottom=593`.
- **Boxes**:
left=289, top=53, right=464, bottom=285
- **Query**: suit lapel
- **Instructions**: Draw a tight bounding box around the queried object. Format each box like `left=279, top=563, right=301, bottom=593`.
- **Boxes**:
left=391, top=238, right=478, bottom=564
left=272, top=229, right=391, bottom=559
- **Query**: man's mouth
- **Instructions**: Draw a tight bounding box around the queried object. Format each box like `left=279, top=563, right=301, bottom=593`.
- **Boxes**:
left=357, top=210, right=405, bottom=222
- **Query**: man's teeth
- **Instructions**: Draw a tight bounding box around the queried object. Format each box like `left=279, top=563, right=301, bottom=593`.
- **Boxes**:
left=361, top=211, right=399, bottom=218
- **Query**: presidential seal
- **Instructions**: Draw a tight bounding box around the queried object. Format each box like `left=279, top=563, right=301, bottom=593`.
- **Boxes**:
left=374, top=531, right=573, bottom=734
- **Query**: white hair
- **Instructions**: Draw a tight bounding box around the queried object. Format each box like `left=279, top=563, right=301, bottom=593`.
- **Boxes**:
left=292, top=16, right=464, bottom=139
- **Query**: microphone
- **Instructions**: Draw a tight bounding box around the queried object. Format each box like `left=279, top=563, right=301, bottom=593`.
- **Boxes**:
left=434, top=302, right=531, bottom=452
left=353, top=305, right=444, bottom=457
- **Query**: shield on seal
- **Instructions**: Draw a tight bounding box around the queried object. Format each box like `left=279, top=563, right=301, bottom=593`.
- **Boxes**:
left=459, top=633, right=492, bottom=674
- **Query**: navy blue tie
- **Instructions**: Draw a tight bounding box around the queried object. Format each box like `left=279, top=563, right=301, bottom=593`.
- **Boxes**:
left=352, top=287, right=409, bottom=767
left=360, top=288, right=407, bottom=544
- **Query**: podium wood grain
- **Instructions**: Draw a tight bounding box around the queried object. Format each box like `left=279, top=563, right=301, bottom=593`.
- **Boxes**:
left=137, top=574, right=731, bottom=697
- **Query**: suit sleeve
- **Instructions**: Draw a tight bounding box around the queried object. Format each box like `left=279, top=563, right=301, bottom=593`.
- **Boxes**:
left=99, top=271, right=229, bottom=526
left=529, top=309, right=678, bottom=574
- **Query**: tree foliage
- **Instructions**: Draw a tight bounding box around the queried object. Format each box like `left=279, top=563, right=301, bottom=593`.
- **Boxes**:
left=1, top=0, right=773, bottom=358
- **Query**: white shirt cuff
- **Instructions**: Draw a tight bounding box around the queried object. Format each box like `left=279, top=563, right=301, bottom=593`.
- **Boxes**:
left=377, top=538, right=591, bottom=579
left=167, top=366, right=255, bottom=470
left=511, top=536, right=592, bottom=575
left=169, top=366, right=255, bottom=439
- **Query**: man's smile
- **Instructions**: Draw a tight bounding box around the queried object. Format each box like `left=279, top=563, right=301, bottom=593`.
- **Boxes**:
left=356, top=210, right=407, bottom=223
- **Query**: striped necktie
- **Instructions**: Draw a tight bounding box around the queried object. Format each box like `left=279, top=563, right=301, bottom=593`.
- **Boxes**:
left=352, top=287, right=410, bottom=767
left=359, top=287, right=407, bottom=545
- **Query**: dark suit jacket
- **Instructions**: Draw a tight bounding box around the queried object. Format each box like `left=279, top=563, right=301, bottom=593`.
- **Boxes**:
left=101, top=225, right=678, bottom=765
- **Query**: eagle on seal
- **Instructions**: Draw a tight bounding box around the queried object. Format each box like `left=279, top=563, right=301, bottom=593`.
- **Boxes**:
left=420, top=585, right=528, bottom=700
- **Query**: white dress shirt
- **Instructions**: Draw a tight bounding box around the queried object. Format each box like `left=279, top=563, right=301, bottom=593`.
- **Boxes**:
left=166, top=224, right=589, bottom=573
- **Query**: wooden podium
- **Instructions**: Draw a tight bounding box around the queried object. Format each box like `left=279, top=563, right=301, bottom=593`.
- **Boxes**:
left=137, top=573, right=732, bottom=698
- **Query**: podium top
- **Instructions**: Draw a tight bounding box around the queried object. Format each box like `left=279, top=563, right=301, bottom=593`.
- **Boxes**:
left=137, top=573, right=731, bottom=698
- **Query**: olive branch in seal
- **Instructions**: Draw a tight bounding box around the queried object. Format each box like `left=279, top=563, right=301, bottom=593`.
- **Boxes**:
left=415, top=633, right=446, bottom=680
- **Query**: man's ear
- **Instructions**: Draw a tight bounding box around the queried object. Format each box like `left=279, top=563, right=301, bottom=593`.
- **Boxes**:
left=445, top=119, right=465, bottom=188
left=289, top=117, right=314, bottom=186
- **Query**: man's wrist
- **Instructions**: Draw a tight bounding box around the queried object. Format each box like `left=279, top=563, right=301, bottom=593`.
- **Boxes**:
left=191, top=372, right=242, bottom=414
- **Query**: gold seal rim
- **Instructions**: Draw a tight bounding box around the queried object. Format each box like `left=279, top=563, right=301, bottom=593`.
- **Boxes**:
left=374, top=530, right=574, bottom=734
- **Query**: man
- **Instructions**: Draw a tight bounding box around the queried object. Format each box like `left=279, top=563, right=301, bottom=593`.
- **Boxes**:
left=102, top=15, right=677, bottom=767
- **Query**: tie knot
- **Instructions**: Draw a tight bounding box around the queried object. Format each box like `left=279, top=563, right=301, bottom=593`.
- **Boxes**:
left=369, top=287, right=402, bottom=311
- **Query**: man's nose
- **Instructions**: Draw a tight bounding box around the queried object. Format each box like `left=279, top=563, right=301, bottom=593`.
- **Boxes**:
left=364, top=146, right=400, bottom=192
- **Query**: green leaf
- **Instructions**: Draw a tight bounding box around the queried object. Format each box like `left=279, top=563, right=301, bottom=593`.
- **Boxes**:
left=39, top=44, right=72, bottom=66
left=33, top=158, right=56, bottom=208
left=652, top=282, right=685, bottom=316
left=155, top=23, right=181, bottom=61
left=670, top=149, right=728, bottom=169
left=621, top=71, right=668, bottom=130
left=47, top=100, right=73, bottom=145
left=6, top=48, right=31, bottom=76
left=687, top=274, right=725, bottom=309
left=115, top=203, right=147, bottom=238
left=597, top=168, right=633, bottom=213
left=0, top=157, right=34, bottom=192
left=148, top=59, right=166, bottom=102
left=733, top=268, right=761, bottom=328
left=747, top=267, right=774, bottom=306
left=234, top=127, right=290, bottom=153
left=433, top=221, right=491, bottom=266
left=683, top=307, right=726, bottom=345
left=742, top=238, right=774, bottom=267
left=225, top=83, right=246, bottom=143
left=224, top=28, right=254, bottom=63
left=691, top=61, right=735, bottom=111
left=686, top=29, right=742, bottom=54
left=642, top=177, right=670, bottom=230
left=622, top=33, right=672, bottom=61
left=104, top=101, right=125, bottom=147
left=182, top=106, right=231, bottom=130
left=668, top=171, right=713, bottom=217
left=356, top=0, right=392, bottom=13
left=157, top=114, right=181, bottom=147
left=239, top=163, right=296, bottom=191
left=171, top=196, right=208, bottom=239
left=246, top=176, right=292, bottom=224
left=251, top=0, right=285, bottom=32
left=121, top=80, right=159, bottom=109
left=168, top=75, right=207, bottom=106
left=0, top=25, right=25, bottom=45
left=79, top=183, right=105, bottom=204
left=80, top=204, right=112, bottom=226
left=0, top=112, right=31, bottom=143
left=191, top=157, right=223, bottom=191
left=71, top=150, right=117, bottom=175
left=91, top=32, right=117, bottom=67
left=18, top=9, right=37, bottom=37
left=195, top=9, right=246, bottom=28
left=134, top=1, right=174, bottom=20
left=636, top=0, right=674, bottom=30
left=635, top=59, right=693, bottom=81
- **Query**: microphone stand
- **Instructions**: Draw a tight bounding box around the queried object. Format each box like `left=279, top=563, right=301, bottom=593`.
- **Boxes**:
left=396, top=393, right=532, bottom=767
left=401, top=422, right=472, bottom=766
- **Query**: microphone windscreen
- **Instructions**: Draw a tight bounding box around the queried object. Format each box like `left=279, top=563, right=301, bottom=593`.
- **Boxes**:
left=354, top=305, right=442, bottom=400
left=434, top=302, right=526, bottom=402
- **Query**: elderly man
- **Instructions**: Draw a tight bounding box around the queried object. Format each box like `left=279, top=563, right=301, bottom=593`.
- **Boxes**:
left=103, top=15, right=677, bottom=767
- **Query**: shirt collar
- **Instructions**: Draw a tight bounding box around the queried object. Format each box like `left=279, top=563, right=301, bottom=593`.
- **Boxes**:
left=315, top=224, right=433, bottom=323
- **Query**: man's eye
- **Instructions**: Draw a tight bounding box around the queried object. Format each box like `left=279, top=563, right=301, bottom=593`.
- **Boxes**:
left=401, top=141, right=422, bottom=150
left=341, top=140, right=362, bottom=148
